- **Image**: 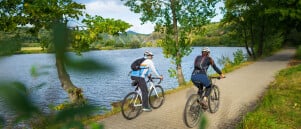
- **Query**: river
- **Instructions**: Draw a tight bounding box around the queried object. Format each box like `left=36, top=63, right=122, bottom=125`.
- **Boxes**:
left=0, top=47, right=246, bottom=113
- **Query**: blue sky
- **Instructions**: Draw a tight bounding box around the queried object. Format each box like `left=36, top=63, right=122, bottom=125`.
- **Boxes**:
left=73, top=0, right=224, bottom=34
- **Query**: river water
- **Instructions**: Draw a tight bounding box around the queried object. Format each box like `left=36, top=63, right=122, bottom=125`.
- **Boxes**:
left=0, top=47, right=246, bottom=113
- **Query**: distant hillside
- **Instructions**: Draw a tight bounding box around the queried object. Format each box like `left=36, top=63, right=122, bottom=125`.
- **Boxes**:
left=126, top=30, right=139, bottom=35
left=126, top=30, right=150, bottom=35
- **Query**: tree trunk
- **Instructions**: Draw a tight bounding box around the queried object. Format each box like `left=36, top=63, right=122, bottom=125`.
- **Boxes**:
left=250, top=21, right=256, bottom=59
left=171, top=0, right=186, bottom=85
left=257, top=21, right=265, bottom=57
left=176, top=63, right=185, bottom=85
left=56, top=56, right=84, bottom=103
left=242, top=25, right=252, bottom=57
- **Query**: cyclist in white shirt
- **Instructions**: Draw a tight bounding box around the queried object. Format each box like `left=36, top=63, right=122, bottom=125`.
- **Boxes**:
left=130, top=51, right=163, bottom=112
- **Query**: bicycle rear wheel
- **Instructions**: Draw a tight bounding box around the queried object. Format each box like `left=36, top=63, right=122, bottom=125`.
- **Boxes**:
left=183, top=94, right=203, bottom=128
left=121, top=92, right=142, bottom=120
left=208, top=85, right=220, bottom=113
left=149, top=85, right=165, bottom=109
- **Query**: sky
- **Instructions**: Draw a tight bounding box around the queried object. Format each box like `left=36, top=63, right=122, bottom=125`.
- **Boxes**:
left=73, top=0, right=224, bottom=34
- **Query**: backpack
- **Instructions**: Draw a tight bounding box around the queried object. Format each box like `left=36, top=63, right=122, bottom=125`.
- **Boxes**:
left=131, top=57, right=146, bottom=71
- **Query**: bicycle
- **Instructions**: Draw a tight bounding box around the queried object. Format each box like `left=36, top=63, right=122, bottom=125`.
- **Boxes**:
left=183, top=76, right=222, bottom=128
left=121, top=75, right=165, bottom=120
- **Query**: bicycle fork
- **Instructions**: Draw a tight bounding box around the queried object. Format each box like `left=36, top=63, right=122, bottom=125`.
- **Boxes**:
left=148, top=82, right=159, bottom=97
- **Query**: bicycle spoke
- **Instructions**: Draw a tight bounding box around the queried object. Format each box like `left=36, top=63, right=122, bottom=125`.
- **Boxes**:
left=121, top=92, right=142, bottom=120
left=208, top=85, right=220, bottom=113
left=184, top=94, right=203, bottom=128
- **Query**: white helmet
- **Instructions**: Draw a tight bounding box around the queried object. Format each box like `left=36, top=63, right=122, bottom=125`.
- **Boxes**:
left=202, top=47, right=210, bottom=52
left=144, top=51, right=154, bottom=56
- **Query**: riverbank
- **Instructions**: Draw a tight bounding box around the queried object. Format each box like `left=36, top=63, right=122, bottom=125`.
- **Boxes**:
left=17, top=46, right=133, bottom=54
left=237, top=56, right=301, bottom=128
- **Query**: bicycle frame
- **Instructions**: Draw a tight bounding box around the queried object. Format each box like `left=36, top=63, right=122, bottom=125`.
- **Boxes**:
left=132, top=92, right=142, bottom=107
left=133, top=76, right=162, bottom=107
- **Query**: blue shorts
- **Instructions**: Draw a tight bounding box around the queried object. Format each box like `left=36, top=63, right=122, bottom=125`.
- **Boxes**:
left=191, top=73, right=210, bottom=88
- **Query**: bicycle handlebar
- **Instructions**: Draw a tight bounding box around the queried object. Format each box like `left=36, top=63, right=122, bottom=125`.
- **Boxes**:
left=147, top=75, right=162, bottom=84
left=210, top=76, right=226, bottom=80
left=151, top=77, right=162, bottom=84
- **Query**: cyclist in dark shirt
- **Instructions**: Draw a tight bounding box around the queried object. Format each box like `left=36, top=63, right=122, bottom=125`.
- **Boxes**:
left=191, top=47, right=225, bottom=108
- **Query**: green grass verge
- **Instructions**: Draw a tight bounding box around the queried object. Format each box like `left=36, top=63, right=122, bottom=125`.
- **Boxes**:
left=237, top=64, right=301, bottom=129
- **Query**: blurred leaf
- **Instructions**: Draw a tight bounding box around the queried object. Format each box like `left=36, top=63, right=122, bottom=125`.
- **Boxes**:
left=61, top=121, right=84, bottom=129
left=199, top=114, right=207, bottom=129
left=89, top=122, right=104, bottom=129
left=30, top=65, right=49, bottom=78
left=0, top=81, right=40, bottom=122
left=55, top=104, right=97, bottom=123
left=0, top=116, right=4, bottom=128
left=65, top=58, right=112, bottom=72
left=30, top=66, right=38, bottom=78
left=29, top=82, right=47, bottom=91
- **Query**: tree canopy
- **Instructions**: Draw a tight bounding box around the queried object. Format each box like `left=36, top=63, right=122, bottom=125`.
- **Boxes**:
left=122, top=0, right=220, bottom=85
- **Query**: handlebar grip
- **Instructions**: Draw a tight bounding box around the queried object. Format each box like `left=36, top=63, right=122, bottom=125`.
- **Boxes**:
left=210, top=76, right=226, bottom=80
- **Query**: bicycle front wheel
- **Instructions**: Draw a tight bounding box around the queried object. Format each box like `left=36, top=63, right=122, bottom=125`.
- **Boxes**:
left=183, top=94, right=203, bottom=128
left=208, top=85, right=220, bottom=113
left=121, top=92, right=142, bottom=120
left=149, top=85, right=165, bottom=109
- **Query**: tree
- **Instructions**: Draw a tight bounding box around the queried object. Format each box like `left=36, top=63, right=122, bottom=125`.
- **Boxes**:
left=222, top=0, right=284, bottom=59
left=72, top=14, right=132, bottom=53
left=0, top=0, right=131, bottom=103
left=264, top=0, right=301, bottom=46
left=122, top=0, right=220, bottom=85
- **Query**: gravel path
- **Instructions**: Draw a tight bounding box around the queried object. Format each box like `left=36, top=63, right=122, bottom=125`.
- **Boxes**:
left=99, top=48, right=295, bottom=129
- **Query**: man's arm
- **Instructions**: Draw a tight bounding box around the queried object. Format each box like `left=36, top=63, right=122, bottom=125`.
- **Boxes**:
left=148, top=60, right=162, bottom=78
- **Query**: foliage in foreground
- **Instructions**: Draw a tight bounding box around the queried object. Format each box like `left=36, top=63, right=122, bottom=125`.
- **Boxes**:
left=0, top=81, right=103, bottom=129
left=237, top=64, right=301, bottom=129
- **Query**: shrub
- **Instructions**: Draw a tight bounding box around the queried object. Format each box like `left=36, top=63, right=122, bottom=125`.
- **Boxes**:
left=127, top=40, right=141, bottom=48
left=104, top=40, right=115, bottom=47
left=114, top=42, right=124, bottom=48
left=0, top=38, right=22, bottom=56
left=232, top=49, right=246, bottom=65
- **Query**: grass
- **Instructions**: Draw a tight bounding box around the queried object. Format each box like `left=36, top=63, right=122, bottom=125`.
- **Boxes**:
left=222, top=61, right=253, bottom=74
left=18, top=47, right=46, bottom=54
left=237, top=62, right=301, bottom=129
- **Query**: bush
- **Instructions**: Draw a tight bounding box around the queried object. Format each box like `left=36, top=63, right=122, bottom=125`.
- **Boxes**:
left=127, top=40, right=141, bottom=48
left=104, top=40, right=115, bottom=47
left=0, top=38, right=22, bottom=56
left=232, top=49, right=246, bottom=65
left=114, top=42, right=124, bottom=48
left=264, top=32, right=284, bottom=54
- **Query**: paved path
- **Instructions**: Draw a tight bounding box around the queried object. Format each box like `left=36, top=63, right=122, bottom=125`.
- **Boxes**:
left=99, top=49, right=295, bottom=129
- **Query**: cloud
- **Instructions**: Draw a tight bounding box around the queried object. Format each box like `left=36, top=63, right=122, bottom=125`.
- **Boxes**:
left=73, top=0, right=224, bottom=34
left=74, top=0, right=155, bottom=34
